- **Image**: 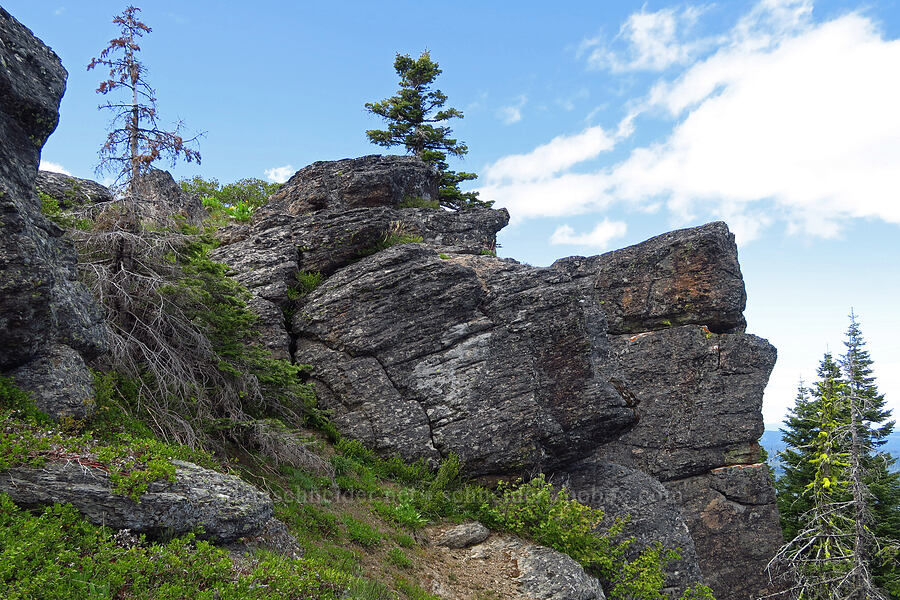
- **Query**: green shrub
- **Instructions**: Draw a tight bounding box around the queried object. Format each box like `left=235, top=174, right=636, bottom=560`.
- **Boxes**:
left=387, top=547, right=413, bottom=569
left=371, top=499, right=428, bottom=530
left=180, top=176, right=280, bottom=224
left=478, top=475, right=716, bottom=600
left=397, top=196, right=440, bottom=210
left=343, top=515, right=382, bottom=548
left=0, top=493, right=348, bottom=599
left=288, top=270, right=324, bottom=300
left=277, top=501, right=341, bottom=540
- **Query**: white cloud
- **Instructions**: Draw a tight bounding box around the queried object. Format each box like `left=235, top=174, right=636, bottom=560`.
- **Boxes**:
left=498, top=95, right=527, bottom=124
left=53, top=7, right=66, bottom=16
left=607, top=12, right=900, bottom=239
left=482, top=1, right=900, bottom=241
left=483, top=126, right=616, bottom=183
left=265, top=165, right=294, bottom=183
left=550, top=219, right=627, bottom=248
left=39, top=160, right=72, bottom=176
left=580, top=6, right=709, bottom=72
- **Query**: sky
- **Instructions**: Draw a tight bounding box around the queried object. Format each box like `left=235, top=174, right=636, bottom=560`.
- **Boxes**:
left=5, top=0, right=899, bottom=429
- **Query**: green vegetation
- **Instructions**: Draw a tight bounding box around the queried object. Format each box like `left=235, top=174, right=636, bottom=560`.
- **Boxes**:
left=478, top=475, right=715, bottom=600
left=0, top=495, right=349, bottom=600
left=397, top=196, right=440, bottom=210
left=1, top=375, right=218, bottom=500
left=179, top=176, right=280, bottom=224
left=288, top=270, right=324, bottom=300
left=365, top=51, right=491, bottom=211
left=38, top=190, right=91, bottom=230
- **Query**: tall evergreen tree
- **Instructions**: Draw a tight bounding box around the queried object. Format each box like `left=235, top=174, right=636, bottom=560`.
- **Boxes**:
left=772, top=314, right=900, bottom=598
left=365, top=51, right=491, bottom=210
left=841, top=311, right=900, bottom=595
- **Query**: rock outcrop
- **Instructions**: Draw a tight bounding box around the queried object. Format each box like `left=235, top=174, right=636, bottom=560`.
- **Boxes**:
left=212, top=156, right=783, bottom=600
left=0, top=459, right=273, bottom=543
left=427, top=531, right=606, bottom=600
left=0, top=8, right=108, bottom=419
left=209, top=155, right=507, bottom=361
left=36, top=170, right=114, bottom=208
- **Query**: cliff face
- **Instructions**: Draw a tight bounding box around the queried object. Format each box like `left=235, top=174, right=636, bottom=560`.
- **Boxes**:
left=215, top=156, right=784, bottom=599
left=0, top=8, right=107, bottom=418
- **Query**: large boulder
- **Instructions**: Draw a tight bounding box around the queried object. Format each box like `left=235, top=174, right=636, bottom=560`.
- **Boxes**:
left=427, top=533, right=606, bottom=600
left=0, top=459, right=273, bottom=543
left=36, top=170, right=114, bottom=208
left=293, top=244, right=636, bottom=474
left=284, top=210, right=781, bottom=598
left=553, top=222, right=747, bottom=334
left=0, top=8, right=108, bottom=418
left=260, top=154, right=439, bottom=217
left=210, top=156, right=509, bottom=361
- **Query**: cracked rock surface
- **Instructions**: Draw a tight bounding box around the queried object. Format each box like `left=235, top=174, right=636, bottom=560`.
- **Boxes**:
left=0, top=8, right=108, bottom=418
left=0, top=459, right=273, bottom=543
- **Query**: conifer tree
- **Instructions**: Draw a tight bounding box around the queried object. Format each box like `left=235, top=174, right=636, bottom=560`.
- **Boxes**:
left=365, top=51, right=491, bottom=210
left=88, top=5, right=201, bottom=189
left=770, top=314, right=900, bottom=598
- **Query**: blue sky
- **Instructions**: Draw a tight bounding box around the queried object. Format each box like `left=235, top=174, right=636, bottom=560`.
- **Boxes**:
left=7, top=0, right=899, bottom=428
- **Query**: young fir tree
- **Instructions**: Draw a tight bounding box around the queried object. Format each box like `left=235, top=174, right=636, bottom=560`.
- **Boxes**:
left=88, top=5, right=201, bottom=189
left=771, top=315, right=900, bottom=598
left=365, top=51, right=491, bottom=210
left=841, top=312, right=900, bottom=595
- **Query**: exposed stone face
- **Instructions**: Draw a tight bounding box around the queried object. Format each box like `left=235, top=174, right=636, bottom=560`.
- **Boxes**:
left=560, top=460, right=703, bottom=594
left=293, top=244, right=636, bottom=474
left=283, top=207, right=781, bottom=598
left=553, top=222, right=747, bottom=334
left=0, top=8, right=108, bottom=417
left=0, top=459, right=273, bottom=543
left=428, top=534, right=606, bottom=600
left=36, top=170, right=114, bottom=208
left=665, top=465, right=783, bottom=599
left=210, top=156, right=509, bottom=361
left=132, top=168, right=208, bottom=226
left=596, top=326, right=776, bottom=482
left=8, top=344, right=97, bottom=418
left=261, top=154, right=440, bottom=217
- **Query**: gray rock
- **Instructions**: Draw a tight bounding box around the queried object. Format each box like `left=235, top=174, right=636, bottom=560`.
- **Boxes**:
left=209, top=158, right=508, bottom=362
left=559, top=460, right=703, bottom=596
left=293, top=244, right=636, bottom=474
left=131, top=168, right=207, bottom=225
left=665, top=465, right=782, bottom=600
left=259, top=154, right=439, bottom=217
left=435, top=521, right=490, bottom=548
left=0, top=8, right=108, bottom=417
left=516, top=542, right=606, bottom=600
left=594, top=326, right=777, bottom=482
left=0, top=459, right=273, bottom=543
left=9, top=343, right=96, bottom=419
left=36, top=170, right=113, bottom=208
left=467, top=536, right=606, bottom=600
left=553, top=222, right=747, bottom=334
